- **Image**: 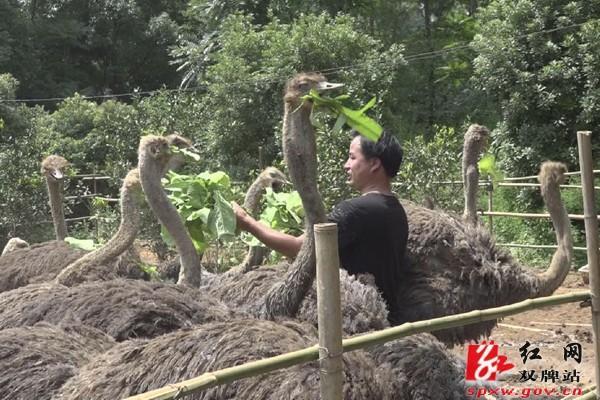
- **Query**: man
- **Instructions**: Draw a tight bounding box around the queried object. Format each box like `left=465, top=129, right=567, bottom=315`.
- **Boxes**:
left=233, top=130, right=408, bottom=320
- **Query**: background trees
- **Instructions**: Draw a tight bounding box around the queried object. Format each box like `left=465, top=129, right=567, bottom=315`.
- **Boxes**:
left=1, top=0, right=599, bottom=266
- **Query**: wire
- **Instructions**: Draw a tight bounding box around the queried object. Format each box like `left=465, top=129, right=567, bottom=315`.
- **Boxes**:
left=0, top=18, right=595, bottom=104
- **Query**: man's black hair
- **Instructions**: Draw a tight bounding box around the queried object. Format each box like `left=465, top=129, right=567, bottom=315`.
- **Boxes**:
left=352, top=130, right=403, bottom=178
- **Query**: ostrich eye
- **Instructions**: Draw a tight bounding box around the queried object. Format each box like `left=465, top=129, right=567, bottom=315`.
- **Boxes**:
left=297, top=82, right=309, bottom=91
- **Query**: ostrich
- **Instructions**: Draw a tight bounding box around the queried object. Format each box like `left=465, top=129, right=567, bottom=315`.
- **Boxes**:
left=0, top=322, right=114, bottom=400
left=42, top=154, right=70, bottom=241
left=462, top=124, right=490, bottom=225
left=138, top=135, right=205, bottom=287
left=396, top=161, right=573, bottom=344
left=1, top=155, right=69, bottom=255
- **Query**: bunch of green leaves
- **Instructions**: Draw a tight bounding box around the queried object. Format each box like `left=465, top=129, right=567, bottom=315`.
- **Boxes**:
left=303, top=90, right=383, bottom=142
left=478, top=153, right=505, bottom=186
left=164, top=170, right=237, bottom=253
left=242, top=188, right=304, bottom=247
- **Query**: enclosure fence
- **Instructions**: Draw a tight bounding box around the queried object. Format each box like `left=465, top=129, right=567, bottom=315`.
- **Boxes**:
left=126, top=131, right=600, bottom=400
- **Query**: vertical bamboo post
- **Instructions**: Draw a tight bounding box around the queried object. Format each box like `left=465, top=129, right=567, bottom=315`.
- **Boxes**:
left=487, top=179, right=494, bottom=234
left=258, top=146, right=264, bottom=170
left=577, top=130, right=600, bottom=398
left=314, top=222, right=343, bottom=400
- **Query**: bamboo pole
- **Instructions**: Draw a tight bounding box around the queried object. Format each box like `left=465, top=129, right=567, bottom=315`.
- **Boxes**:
left=314, top=223, right=343, bottom=400
left=496, top=243, right=588, bottom=252
left=124, top=291, right=590, bottom=400
left=577, top=130, right=600, bottom=400
left=479, top=210, right=595, bottom=221
left=486, top=179, right=493, bottom=233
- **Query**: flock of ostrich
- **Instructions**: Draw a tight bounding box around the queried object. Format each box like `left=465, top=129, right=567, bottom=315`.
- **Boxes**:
left=0, top=73, right=574, bottom=400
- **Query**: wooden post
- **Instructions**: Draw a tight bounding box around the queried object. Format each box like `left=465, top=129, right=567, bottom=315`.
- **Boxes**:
left=314, top=222, right=343, bottom=400
left=577, top=130, right=600, bottom=399
left=487, top=179, right=494, bottom=234
left=258, top=146, right=264, bottom=170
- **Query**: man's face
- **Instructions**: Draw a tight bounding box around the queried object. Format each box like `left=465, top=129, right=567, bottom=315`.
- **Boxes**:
left=344, top=136, right=377, bottom=191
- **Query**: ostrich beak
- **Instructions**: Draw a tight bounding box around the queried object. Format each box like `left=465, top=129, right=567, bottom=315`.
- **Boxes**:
left=50, top=169, right=64, bottom=180
left=315, top=81, right=344, bottom=92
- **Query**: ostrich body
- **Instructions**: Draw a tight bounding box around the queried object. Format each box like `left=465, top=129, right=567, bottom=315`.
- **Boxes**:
left=0, top=323, right=114, bottom=400
left=462, top=124, right=489, bottom=224
left=0, top=279, right=240, bottom=341
left=395, top=161, right=573, bottom=344
left=55, top=169, right=146, bottom=286
left=139, top=135, right=203, bottom=287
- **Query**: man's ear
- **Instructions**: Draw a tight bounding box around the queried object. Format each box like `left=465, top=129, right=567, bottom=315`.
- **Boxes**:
left=369, top=157, right=382, bottom=173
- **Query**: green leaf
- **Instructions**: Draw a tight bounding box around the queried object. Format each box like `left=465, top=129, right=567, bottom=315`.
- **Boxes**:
left=65, top=237, right=98, bottom=251
left=478, top=153, right=504, bottom=185
left=302, top=90, right=382, bottom=141
left=207, top=191, right=236, bottom=241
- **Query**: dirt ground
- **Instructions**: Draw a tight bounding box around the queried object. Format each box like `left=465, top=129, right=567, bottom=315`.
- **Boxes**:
left=453, top=271, right=597, bottom=398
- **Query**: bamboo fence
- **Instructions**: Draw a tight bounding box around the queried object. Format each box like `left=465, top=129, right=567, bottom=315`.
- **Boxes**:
left=125, top=291, right=591, bottom=400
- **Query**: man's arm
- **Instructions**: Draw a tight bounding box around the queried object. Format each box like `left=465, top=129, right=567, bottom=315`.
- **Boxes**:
left=233, top=202, right=304, bottom=259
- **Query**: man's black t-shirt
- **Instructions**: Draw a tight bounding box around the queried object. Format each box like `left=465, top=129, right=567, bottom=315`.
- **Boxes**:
left=328, top=192, right=409, bottom=318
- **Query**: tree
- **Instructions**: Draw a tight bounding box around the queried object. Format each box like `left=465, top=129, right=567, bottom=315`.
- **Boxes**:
left=472, top=0, right=600, bottom=176
left=177, top=13, right=404, bottom=184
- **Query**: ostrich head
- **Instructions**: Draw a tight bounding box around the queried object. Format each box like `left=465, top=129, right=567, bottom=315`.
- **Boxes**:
left=259, top=167, right=289, bottom=192
left=283, top=72, right=344, bottom=108
left=164, top=134, right=194, bottom=173
left=41, top=155, right=69, bottom=182
left=464, top=124, right=489, bottom=154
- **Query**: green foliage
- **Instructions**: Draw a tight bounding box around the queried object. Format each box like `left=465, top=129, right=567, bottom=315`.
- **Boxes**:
left=64, top=236, right=98, bottom=251
left=0, top=0, right=183, bottom=101
left=164, top=170, right=237, bottom=253
left=478, top=153, right=504, bottom=186
left=177, top=12, right=404, bottom=178
left=396, top=125, right=464, bottom=210
left=472, top=0, right=600, bottom=177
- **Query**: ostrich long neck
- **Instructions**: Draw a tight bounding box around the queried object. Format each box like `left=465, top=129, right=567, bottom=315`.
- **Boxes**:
left=60, top=183, right=142, bottom=273
left=47, top=177, right=67, bottom=241
left=139, top=151, right=202, bottom=287
left=262, top=101, right=327, bottom=318
left=462, top=137, right=480, bottom=225
left=244, top=175, right=268, bottom=214
left=239, top=174, right=273, bottom=272
left=535, top=176, right=573, bottom=296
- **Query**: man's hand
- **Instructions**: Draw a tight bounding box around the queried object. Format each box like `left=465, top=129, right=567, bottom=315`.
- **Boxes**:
left=232, top=201, right=253, bottom=232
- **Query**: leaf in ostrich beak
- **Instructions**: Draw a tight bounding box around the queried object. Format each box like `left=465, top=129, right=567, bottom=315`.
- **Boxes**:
left=170, top=145, right=201, bottom=161
left=315, top=81, right=345, bottom=92
left=302, top=90, right=383, bottom=141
